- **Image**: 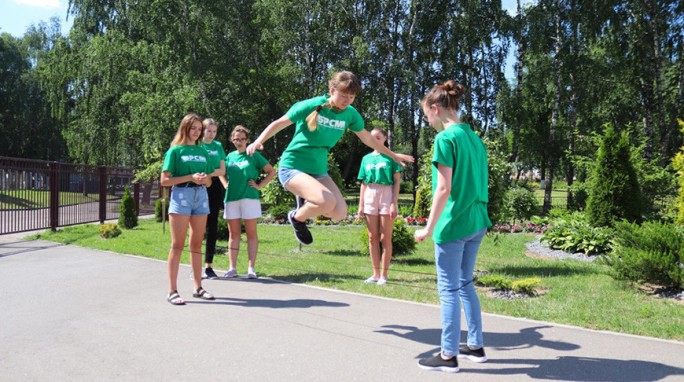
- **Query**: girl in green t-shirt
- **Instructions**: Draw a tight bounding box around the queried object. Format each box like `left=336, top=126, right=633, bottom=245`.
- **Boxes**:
left=200, top=118, right=227, bottom=279
left=219, top=125, right=276, bottom=279
left=246, top=71, right=413, bottom=246
left=414, top=81, right=491, bottom=373
left=357, top=128, right=402, bottom=285
left=160, top=113, right=216, bottom=306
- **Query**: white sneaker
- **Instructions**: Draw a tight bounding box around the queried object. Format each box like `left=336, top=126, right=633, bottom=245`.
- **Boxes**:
left=224, top=269, right=238, bottom=278
left=364, top=276, right=379, bottom=283
left=377, top=278, right=387, bottom=285
left=247, top=270, right=258, bottom=279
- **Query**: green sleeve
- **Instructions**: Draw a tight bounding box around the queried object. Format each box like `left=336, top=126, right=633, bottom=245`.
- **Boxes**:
left=162, top=147, right=176, bottom=174
left=432, top=134, right=455, bottom=169
left=285, top=96, right=326, bottom=123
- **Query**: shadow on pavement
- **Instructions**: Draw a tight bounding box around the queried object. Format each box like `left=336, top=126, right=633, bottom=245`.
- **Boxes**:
left=193, top=296, right=350, bottom=309
left=472, top=357, right=684, bottom=381
left=375, top=323, right=684, bottom=381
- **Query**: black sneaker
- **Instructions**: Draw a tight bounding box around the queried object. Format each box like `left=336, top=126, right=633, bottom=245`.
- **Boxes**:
left=203, top=267, right=218, bottom=279
left=417, top=354, right=459, bottom=373
left=288, top=210, right=313, bottom=245
left=458, top=345, right=488, bottom=363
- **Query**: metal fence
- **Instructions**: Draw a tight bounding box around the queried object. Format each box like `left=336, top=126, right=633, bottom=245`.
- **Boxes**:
left=0, top=156, right=140, bottom=235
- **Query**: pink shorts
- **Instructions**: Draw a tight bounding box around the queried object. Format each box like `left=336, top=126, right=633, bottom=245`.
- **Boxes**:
left=362, top=183, right=394, bottom=215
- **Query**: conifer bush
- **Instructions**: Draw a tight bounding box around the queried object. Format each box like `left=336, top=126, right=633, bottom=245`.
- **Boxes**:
left=602, top=221, right=684, bottom=289
left=412, top=148, right=433, bottom=219
left=586, top=124, right=643, bottom=227
left=119, top=186, right=138, bottom=229
left=673, top=119, right=684, bottom=225
left=99, top=223, right=121, bottom=238
left=155, top=197, right=169, bottom=222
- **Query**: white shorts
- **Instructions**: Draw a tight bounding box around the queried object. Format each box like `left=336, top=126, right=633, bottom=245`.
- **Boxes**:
left=363, top=183, right=394, bottom=215
left=223, top=199, right=262, bottom=220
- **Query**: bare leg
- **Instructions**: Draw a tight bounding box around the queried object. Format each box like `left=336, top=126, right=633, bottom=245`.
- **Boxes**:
left=168, top=213, right=190, bottom=293
left=188, top=214, right=208, bottom=290
left=285, top=175, right=347, bottom=221
left=365, top=214, right=381, bottom=279
left=227, top=219, right=242, bottom=270
left=379, top=214, right=394, bottom=279
left=244, top=219, right=258, bottom=269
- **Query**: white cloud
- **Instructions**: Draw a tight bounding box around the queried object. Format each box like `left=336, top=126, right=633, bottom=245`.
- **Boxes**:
left=14, top=0, right=61, bottom=9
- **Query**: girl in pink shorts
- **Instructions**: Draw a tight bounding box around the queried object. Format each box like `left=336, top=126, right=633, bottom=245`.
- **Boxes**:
left=357, top=128, right=402, bottom=285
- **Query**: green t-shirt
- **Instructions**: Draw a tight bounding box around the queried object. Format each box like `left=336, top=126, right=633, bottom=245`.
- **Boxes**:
left=357, top=153, right=402, bottom=186
left=201, top=140, right=226, bottom=173
left=224, top=150, right=269, bottom=202
left=280, top=95, right=365, bottom=175
left=431, top=123, right=491, bottom=244
left=162, top=144, right=211, bottom=178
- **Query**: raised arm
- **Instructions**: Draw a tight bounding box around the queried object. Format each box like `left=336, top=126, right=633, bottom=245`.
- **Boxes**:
left=246, top=115, right=293, bottom=155
left=354, top=129, right=414, bottom=166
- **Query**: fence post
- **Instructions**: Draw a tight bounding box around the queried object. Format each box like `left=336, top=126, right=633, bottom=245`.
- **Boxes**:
left=49, top=162, right=59, bottom=231
left=99, top=166, right=107, bottom=224
left=134, top=181, right=140, bottom=216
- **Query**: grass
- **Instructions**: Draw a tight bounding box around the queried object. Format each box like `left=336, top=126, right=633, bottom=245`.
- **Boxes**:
left=31, top=219, right=684, bottom=342
left=0, top=190, right=118, bottom=209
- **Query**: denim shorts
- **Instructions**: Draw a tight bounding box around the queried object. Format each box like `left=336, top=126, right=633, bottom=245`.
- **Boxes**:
left=278, top=166, right=331, bottom=186
left=169, top=185, right=210, bottom=215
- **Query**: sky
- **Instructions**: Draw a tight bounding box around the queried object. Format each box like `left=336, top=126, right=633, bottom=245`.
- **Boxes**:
left=0, top=0, right=520, bottom=78
left=0, top=0, right=72, bottom=37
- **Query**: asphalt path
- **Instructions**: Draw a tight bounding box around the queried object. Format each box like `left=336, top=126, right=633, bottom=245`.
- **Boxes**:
left=1, top=236, right=683, bottom=382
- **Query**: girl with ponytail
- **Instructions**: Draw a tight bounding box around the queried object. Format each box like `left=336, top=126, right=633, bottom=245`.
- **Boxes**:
left=247, top=71, right=413, bottom=245
left=414, top=81, right=491, bottom=373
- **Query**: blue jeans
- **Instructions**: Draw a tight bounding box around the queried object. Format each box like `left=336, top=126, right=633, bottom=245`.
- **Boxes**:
left=434, top=228, right=487, bottom=357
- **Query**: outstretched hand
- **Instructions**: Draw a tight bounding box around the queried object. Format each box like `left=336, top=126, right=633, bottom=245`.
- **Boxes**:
left=246, top=142, right=263, bottom=156
left=395, top=153, right=415, bottom=167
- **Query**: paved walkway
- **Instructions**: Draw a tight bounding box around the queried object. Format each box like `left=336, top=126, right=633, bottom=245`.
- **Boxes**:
left=1, top=235, right=683, bottom=382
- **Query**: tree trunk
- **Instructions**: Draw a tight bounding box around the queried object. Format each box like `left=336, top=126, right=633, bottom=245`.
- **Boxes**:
left=510, top=0, right=525, bottom=163
left=544, top=0, right=562, bottom=214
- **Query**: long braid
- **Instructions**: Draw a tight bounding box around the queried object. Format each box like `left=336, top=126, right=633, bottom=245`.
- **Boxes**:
left=305, top=102, right=331, bottom=131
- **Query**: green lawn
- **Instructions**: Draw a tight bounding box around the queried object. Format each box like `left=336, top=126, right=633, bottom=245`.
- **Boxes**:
left=31, top=219, right=684, bottom=341
left=0, top=190, right=118, bottom=209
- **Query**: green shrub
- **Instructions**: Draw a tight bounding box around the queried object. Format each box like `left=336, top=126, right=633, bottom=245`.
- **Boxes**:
left=483, top=137, right=510, bottom=224
left=217, top=215, right=228, bottom=239
left=512, top=277, right=541, bottom=295
left=398, top=204, right=413, bottom=217
left=155, top=197, right=169, bottom=222
left=118, top=186, right=138, bottom=229
left=412, top=148, right=433, bottom=219
left=673, top=119, right=684, bottom=225
left=586, top=124, right=643, bottom=227
left=504, top=187, right=538, bottom=220
left=261, top=163, right=295, bottom=207
left=99, top=223, right=121, bottom=239
left=327, top=153, right=346, bottom=197
left=601, top=221, right=684, bottom=288
left=360, top=218, right=416, bottom=257
left=475, top=274, right=512, bottom=290
left=541, top=217, right=613, bottom=255
left=267, top=204, right=291, bottom=221
left=568, top=181, right=589, bottom=211
left=476, top=274, right=541, bottom=295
